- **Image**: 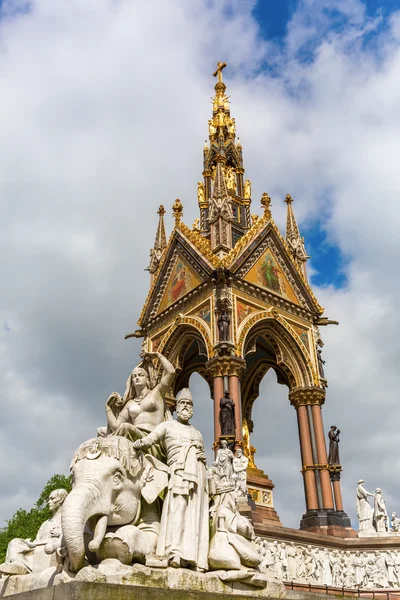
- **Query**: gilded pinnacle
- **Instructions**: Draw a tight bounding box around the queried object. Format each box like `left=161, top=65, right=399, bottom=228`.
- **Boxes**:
left=285, top=193, right=293, bottom=205
left=157, top=205, right=166, bottom=216
left=172, top=198, right=183, bottom=224
left=261, top=192, right=271, bottom=209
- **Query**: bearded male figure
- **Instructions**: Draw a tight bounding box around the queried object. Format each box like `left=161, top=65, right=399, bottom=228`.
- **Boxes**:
left=0, top=489, right=68, bottom=576
left=133, top=388, right=209, bottom=571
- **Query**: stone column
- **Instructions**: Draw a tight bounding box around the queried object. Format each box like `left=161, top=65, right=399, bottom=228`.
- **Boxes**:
left=228, top=375, right=243, bottom=442
left=296, top=404, right=319, bottom=511
left=332, top=478, right=343, bottom=511
left=206, top=356, right=246, bottom=448
left=311, top=403, right=334, bottom=510
left=213, top=376, right=224, bottom=442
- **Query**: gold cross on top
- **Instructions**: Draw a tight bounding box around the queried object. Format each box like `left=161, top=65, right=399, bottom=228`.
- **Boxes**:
left=213, top=61, right=227, bottom=83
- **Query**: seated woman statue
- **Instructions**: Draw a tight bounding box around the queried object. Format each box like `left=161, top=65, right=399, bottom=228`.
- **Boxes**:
left=103, top=352, right=175, bottom=456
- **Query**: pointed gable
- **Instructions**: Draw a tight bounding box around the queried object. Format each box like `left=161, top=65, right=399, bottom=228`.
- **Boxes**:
left=245, top=247, right=300, bottom=305
left=225, top=215, right=323, bottom=315
left=157, top=255, right=202, bottom=314
left=138, top=226, right=215, bottom=327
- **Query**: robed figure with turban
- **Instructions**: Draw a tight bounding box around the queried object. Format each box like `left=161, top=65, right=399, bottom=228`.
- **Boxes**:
left=134, top=388, right=209, bottom=571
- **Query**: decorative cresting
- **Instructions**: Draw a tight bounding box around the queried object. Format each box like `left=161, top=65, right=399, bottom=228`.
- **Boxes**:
left=238, top=309, right=317, bottom=389
left=157, top=318, right=213, bottom=366
left=288, top=386, right=326, bottom=408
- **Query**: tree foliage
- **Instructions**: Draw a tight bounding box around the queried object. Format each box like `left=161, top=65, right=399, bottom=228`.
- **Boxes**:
left=0, top=474, right=72, bottom=564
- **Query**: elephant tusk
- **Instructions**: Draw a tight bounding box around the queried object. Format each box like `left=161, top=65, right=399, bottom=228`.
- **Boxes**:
left=88, top=515, right=108, bottom=553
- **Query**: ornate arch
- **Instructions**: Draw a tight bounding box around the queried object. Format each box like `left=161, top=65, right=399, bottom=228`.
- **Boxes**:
left=238, top=309, right=317, bottom=387
left=157, top=317, right=212, bottom=397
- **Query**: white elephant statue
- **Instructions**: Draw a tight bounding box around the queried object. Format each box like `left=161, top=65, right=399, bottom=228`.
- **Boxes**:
left=62, top=436, right=169, bottom=572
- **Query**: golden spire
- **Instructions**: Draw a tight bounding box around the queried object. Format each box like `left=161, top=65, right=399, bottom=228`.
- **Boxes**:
left=147, top=205, right=167, bottom=275
left=285, top=194, right=301, bottom=240
left=200, top=63, right=252, bottom=239
left=284, top=194, right=309, bottom=277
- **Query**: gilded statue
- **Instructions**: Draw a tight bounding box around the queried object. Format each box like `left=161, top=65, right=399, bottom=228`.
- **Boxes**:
left=197, top=181, right=205, bottom=204
left=244, top=178, right=252, bottom=199
left=226, top=117, right=236, bottom=135
left=217, top=111, right=225, bottom=128
left=208, top=120, right=217, bottom=136
left=226, top=167, right=236, bottom=191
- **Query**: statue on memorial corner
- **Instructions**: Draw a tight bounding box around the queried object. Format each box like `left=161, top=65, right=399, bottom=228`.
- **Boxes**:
left=213, top=439, right=234, bottom=484
left=244, top=178, right=251, bottom=198
left=62, top=435, right=169, bottom=572
left=232, top=448, right=248, bottom=497
left=197, top=181, right=205, bottom=204
left=219, top=391, right=235, bottom=436
left=217, top=309, right=230, bottom=342
left=356, top=479, right=375, bottom=533
left=0, top=489, right=68, bottom=576
left=133, top=388, right=209, bottom=571
left=102, top=352, right=175, bottom=457
left=316, top=339, right=326, bottom=378
left=208, top=487, right=261, bottom=579
left=374, top=488, right=388, bottom=533
left=391, top=511, right=400, bottom=532
left=328, top=425, right=340, bottom=465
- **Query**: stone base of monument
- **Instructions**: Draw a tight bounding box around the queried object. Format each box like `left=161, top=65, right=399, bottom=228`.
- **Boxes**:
left=299, top=509, right=356, bottom=538
left=246, top=467, right=282, bottom=530
left=358, top=530, right=400, bottom=538
left=0, top=561, right=286, bottom=599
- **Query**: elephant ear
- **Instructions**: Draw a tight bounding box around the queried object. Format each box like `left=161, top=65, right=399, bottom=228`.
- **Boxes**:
left=141, top=455, right=169, bottom=504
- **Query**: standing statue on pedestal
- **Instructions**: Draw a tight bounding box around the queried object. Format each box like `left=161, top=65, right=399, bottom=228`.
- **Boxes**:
left=391, top=512, right=400, bottom=532
left=328, top=425, right=341, bottom=465
left=316, top=340, right=326, bottom=378
left=219, top=391, right=235, bottom=436
left=103, top=352, right=175, bottom=455
left=374, top=488, right=388, bottom=533
left=217, top=310, right=230, bottom=342
left=133, top=388, right=209, bottom=571
left=214, top=439, right=234, bottom=483
left=0, top=489, right=68, bottom=576
left=232, top=448, right=248, bottom=497
left=356, top=479, right=375, bottom=533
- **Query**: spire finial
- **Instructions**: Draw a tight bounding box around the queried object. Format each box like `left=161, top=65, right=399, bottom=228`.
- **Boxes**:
left=261, top=193, right=272, bottom=218
left=172, top=198, right=183, bottom=225
left=284, top=194, right=309, bottom=277
left=213, top=61, right=227, bottom=83
left=285, top=193, right=293, bottom=205
left=146, top=204, right=167, bottom=275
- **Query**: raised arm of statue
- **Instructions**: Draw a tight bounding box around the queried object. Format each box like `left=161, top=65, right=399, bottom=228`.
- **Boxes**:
left=148, top=352, right=175, bottom=393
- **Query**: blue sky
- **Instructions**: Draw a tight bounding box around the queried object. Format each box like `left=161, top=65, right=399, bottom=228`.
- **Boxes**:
left=251, top=0, right=400, bottom=288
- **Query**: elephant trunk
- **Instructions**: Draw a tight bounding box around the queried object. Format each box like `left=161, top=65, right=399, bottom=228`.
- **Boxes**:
left=61, top=481, right=109, bottom=573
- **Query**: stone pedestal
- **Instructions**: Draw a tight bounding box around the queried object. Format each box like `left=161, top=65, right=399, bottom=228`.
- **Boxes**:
left=246, top=467, right=282, bottom=531
left=299, top=509, right=356, bottom=538
left=0, top=562, right=285, bottom=599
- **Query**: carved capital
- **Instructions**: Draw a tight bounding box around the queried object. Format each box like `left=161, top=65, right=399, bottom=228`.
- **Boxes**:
left=289, top=386, right=326, bottom=408
left=205, top=356, right=246, bottom=379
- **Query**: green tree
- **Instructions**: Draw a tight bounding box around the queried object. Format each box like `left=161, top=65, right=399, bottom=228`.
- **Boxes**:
left=0, top=474, right=72, bottom=564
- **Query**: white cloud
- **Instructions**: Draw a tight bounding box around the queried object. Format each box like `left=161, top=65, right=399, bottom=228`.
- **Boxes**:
left=1, top=0, right=400, bottom=534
